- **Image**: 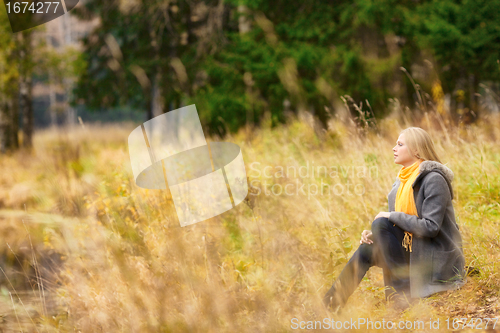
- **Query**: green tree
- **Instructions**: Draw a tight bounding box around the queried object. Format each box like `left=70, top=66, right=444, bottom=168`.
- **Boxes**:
left=0, top=9, right=20, bottom=151
left=412, top=0, right=500, bottom=118
left=0, top=4, right=44, bottom=150
left=193, top=0, right=409, bottom=134
left=72, top=0, right=221, bottom=120
left=71, top=0, right=500, bottom=134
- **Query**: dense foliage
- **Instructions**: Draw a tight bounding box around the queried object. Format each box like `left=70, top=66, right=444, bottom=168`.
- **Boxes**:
left=68, top=0, right=500, bottom=135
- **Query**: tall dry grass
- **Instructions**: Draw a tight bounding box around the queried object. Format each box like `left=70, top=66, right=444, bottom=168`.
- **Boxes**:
left=0, top=108, right=499, bottom=332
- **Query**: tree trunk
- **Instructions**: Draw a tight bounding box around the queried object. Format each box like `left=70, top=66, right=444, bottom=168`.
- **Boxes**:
left=45, top=32, right=57, bottom=127
left=146, top=87, right=153, bottom=120
left=468, top=73, right=479, bottom=123
left=238, top=5, right=251, bottom=34
left=62, top=13, right=76, bottom=127
left=20, top=74, right=33, bottom=149
left=48, top=72, right=57, bottom=127
left=0, top=40, right=20, bottom=153
left=0, top=83, right=20, bottom=153
left=151, top=71, right=164, bottom=117
left=64, top=77, right=76, bottom=128
left=18, top=31, right=34, bottom=149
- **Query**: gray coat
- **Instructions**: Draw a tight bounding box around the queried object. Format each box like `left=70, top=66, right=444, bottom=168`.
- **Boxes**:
left=387, top=160, right=466, bottom=298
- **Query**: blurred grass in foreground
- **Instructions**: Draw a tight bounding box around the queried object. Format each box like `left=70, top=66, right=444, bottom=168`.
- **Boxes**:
left=0, top=109, right=499, bottom=332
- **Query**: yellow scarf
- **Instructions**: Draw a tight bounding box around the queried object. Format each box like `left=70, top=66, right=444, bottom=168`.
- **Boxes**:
left=394, top=159, right=422, bottom=252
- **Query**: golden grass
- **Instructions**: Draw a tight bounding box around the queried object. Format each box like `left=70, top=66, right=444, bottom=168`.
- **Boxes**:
left=0, top=111, right=499, bottom=332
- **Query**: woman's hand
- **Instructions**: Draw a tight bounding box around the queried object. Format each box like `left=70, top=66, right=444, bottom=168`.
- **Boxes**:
left=374, top=212, right=391, bottom=220
left=360, top=230, right=373, bottom=245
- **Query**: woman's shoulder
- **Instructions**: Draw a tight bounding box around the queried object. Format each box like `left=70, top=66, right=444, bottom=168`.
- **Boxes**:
left=419, top=160, right=454, bottom=183
left=421, top=170, right=448, bottom=182
left=417, top=160, right=454, bottom=199
left=420, top=171, right=454, bottom=200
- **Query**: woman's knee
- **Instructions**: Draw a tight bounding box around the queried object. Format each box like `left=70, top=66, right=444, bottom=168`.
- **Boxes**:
left=371, top=217, right=391, bottom=233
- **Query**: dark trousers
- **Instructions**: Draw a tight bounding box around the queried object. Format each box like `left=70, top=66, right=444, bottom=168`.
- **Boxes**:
left=324, top=217, right=411, bottom=307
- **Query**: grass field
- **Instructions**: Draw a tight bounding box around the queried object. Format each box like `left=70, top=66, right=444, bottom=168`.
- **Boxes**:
left=0, top=107, right=499, bottom=332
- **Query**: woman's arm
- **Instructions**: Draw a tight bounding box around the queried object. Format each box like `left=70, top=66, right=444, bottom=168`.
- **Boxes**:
left=388, top=172, right=451, bottom=238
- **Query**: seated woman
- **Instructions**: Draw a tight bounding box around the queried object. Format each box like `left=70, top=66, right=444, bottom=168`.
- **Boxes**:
left=323, top=127, right=466, bottom=311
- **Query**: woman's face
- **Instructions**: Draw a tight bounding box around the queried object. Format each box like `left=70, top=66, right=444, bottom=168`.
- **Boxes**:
left=393, top=134, right=419, bottom=167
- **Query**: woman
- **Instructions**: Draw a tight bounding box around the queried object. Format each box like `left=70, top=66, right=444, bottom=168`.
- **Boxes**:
left=323, top=127, right=466, bottom=311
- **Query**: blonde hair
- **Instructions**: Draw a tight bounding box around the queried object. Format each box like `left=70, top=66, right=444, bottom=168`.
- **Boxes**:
left=400, top=127, right=442, bottom=164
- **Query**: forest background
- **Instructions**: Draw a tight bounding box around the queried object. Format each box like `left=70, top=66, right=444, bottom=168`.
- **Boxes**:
left=0, top=0, right=499, bottom=332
